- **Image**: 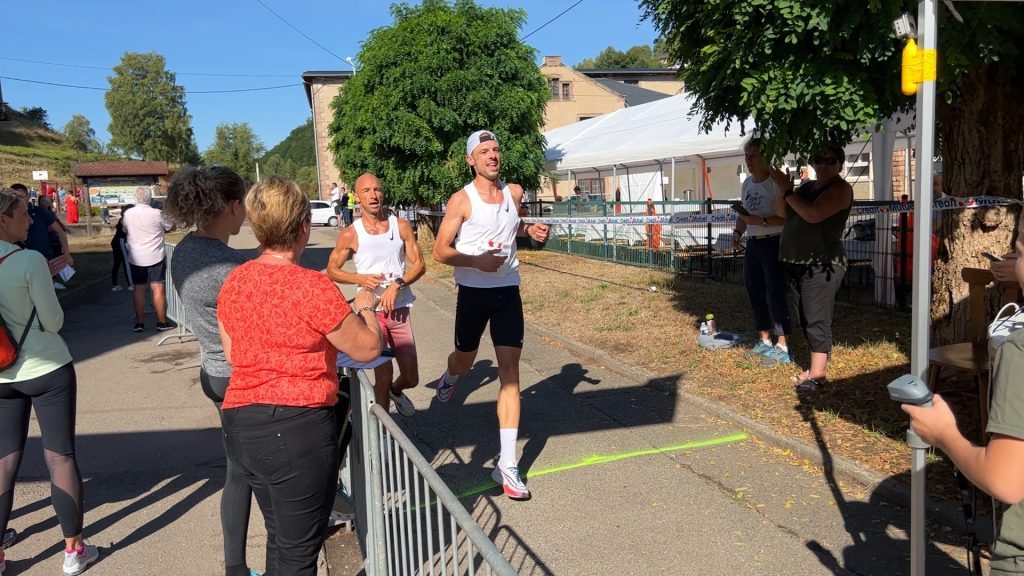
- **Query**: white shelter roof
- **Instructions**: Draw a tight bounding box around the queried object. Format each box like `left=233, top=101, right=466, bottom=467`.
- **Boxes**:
left=543, top=93, right=751, bottom=172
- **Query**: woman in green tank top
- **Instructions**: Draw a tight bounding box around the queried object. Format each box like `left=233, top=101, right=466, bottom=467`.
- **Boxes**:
left=770, top=144, right=853, bottom=394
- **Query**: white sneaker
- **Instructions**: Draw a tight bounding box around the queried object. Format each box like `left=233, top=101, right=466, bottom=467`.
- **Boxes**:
left=492, top=461, right=531, bottom=500
left=390, top=390, right=416, bottom=416
left=111, top=285, right=123, bottom=292
left=62, top=543, right=99, bottom=575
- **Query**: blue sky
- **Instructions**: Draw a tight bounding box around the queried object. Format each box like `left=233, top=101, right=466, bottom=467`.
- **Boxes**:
left=1, top=1, right=659, bottom=153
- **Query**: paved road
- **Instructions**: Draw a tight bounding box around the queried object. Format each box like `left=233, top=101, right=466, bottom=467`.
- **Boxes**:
left=3, top=223, right=969, bottom=575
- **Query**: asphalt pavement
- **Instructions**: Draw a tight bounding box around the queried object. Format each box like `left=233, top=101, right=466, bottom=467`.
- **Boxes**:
left=2, top=223, right=971, bottom=575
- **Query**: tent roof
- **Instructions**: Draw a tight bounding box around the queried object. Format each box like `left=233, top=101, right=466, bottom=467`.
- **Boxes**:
left=543, top=93, right=750, bottom=172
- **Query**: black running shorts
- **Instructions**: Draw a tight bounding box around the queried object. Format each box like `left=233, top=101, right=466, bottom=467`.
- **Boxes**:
left=454, top=285, right=524, bottom=352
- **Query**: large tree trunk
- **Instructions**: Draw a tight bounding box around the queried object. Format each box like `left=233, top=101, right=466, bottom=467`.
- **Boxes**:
left=931, top=65, right=1024, bottom=346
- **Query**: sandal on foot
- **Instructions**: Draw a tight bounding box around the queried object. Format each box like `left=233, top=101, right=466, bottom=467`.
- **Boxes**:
left=795, top=377, right=828, bottom=393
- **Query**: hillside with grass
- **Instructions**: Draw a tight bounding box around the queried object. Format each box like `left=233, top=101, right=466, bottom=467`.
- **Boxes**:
left=0, top=104, right=115, bottom=187
left=263, top=117, right=314, bottom=166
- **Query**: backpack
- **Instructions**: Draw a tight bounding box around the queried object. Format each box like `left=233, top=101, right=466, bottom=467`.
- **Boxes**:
left=0, top=249, right=38, bottom=371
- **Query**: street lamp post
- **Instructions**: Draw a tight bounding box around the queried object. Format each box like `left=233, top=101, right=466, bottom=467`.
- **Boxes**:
left=345, top=56, right=358, bottom=75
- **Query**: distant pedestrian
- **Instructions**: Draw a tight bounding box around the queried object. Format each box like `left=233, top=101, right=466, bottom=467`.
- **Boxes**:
left=0, top=190, right=100, bottom=575
left=110, top=205, right=134, bottom=292
left=100, top=204, right=110, bottom=225
left=122, top=186, right=176, bottom=332
left=164, top=166, right=258, bottom=576
left=64, top=193, right=79, bottom=225
left=343, top=186, right=355, bottom=226
left=10, top=184, right=73, bottom=291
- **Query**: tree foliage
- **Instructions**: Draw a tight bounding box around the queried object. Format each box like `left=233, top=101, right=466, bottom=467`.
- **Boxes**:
left=105, top=52, right=200, bottom=163
left=329, top=0, right=549, bottom=206
left=264, top=118, right=315, bottom=167
left=20, top=106, right=50, bottom=128
left=260, top=154, right=318, bottom=199
left=204, top=122, right=266, bottom=182
left=577, top=44, right=664, bottom=69
left=62, top=114, right=100, bottom=153
left=641, top=1, right=1024, bottom=167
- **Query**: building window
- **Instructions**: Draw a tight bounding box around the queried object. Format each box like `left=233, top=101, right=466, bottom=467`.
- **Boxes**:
left=845, top=152, right=871, bottom=180
left=549, top=78, right=560, bottom=99
left=561, top=82, right=571, bottom=100
left=577, top=178, right=604, bottom=200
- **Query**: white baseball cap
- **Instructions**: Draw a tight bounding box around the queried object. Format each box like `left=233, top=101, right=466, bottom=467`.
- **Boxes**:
left=466, top=130, right=498, bottom=156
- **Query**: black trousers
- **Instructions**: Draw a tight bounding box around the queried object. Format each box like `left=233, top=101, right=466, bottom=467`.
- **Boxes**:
left=222, top=404, right=338, bottom=576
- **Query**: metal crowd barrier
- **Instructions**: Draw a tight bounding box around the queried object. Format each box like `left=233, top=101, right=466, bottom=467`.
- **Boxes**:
left=345, top=368, right=517, bottom=576
left=157, top=242, right=197, bottom=346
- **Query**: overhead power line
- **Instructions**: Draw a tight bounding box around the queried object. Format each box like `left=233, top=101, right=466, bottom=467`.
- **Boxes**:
left=0, top=75, right=303, bottom=94
left=0, top=56, right=295, bottom=78
left=520, top=0, right=585, bottom=41
left=253, top=0, right=345, bottom=63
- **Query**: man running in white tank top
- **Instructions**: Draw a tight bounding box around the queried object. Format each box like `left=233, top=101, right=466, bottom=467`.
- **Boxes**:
left=327, top=173, right=425, bottom=416
left=431, top=130, right=550, bottom=500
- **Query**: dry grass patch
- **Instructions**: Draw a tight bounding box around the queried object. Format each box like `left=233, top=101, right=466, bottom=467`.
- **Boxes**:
left=420, top=236, right=976, bottom=501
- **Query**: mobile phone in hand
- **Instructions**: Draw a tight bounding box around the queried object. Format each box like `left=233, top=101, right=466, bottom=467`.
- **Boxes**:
left=731, top=202, right=750, bottom=216
left=981, top=252, right=1002, bottom=262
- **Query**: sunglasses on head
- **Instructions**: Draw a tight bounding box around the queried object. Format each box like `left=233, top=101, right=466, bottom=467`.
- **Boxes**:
left=810, top=155, right=840, bottom=166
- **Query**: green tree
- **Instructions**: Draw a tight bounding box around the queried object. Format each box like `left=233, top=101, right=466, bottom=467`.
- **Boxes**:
left=204, top=122, right=266, bottom=182
left=20, top=106, right=50, bottom=128
left=105, top=52, right=199, bottom=163
left=62, top=114, right=100, bottom=153
left=642, top=0, right=1024, bottom=344
left=329, top=0, right=549, bottom=206
left=260, top=154, right=298, bottom=179
left=264, top=118, right=315, bottom=167
left=577, top=44, right=664, bottom=69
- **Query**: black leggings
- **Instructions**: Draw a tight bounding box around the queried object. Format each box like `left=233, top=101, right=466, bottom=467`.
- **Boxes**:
left=111, top=237, right=131, bottom=288
left=0, top=363, right=84, bottom=538
left=201, top=370, right=255, bottom=576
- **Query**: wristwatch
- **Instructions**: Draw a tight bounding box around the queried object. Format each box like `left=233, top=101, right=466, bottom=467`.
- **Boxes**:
left=394, top=278, right=407, bottom=289
left=762, top=217, right=769, bottom=227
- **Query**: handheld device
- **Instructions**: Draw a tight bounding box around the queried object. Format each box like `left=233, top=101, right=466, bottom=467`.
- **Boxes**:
left=981, top=252, right=1002, bottom=262
left=730, top=202, right=750, bottom=216
left=887, top=374, right=933, bottom=407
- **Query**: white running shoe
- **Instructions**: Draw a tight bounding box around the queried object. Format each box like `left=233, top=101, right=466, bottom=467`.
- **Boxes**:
left=111, top=285, right=123, bottom=292
left=390, top=390, right=416, bottom=416
left=62, top=543, right=99, bottom=575
left=435, top=372, right=457, bottom=403
left=492, top=461, right=531, bottom=500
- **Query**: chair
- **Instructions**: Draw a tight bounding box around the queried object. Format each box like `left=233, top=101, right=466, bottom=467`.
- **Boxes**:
left=927, top=267, right=1020, bottom=431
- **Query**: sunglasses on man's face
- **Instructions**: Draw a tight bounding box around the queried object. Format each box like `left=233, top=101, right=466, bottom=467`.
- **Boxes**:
left=811, top=155, right=840, bottom=166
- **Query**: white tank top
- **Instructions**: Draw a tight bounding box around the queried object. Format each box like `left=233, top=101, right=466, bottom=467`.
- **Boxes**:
left=453, top=181, right=521, bottom=288
left=352, top=215, right=415, bottom=309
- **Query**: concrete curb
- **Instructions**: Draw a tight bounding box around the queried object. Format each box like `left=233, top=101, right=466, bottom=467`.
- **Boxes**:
left=427, top=272, right=970, bottom=535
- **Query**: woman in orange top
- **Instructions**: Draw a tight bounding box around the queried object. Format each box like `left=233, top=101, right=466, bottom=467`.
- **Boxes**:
left=217, top=178, right=381, bottom=576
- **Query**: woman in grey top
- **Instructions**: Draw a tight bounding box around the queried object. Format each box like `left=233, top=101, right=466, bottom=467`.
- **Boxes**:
left=164, top=167, right=256, bottom=576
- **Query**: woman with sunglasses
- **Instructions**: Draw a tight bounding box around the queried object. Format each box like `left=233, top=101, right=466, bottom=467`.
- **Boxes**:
left=771, top=145, right=853, bottom=393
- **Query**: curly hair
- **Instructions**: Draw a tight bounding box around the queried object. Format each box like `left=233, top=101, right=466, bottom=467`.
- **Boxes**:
left=165, top=166, right=247, bottom=229
left=245, top=177, right=310, bottom=249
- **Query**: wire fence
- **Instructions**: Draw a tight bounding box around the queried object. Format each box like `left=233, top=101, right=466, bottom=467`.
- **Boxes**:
left=158, top=243, right=197, bottom=345
left=524, top=200, right=924, bottom=310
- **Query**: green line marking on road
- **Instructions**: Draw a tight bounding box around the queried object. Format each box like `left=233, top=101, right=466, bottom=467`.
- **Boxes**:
left=453, top=431, right=750, bottom=500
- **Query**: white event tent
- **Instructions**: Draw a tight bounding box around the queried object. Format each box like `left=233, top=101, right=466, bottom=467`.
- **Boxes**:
left=542, top=93, right=751, bottom=205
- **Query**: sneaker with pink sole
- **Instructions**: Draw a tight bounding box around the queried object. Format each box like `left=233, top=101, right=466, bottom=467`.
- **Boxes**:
left=492, top=461, right=531, bottom=500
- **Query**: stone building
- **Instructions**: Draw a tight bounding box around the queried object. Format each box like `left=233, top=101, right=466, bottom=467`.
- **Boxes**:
left=301, top=70, right=353, bottom=200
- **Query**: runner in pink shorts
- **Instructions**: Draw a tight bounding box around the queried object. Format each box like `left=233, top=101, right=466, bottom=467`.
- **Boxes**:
left=327, top=173, right=425, bottom=416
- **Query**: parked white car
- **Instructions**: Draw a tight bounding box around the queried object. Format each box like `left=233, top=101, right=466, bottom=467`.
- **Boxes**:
left=310, top=200, right=339, bottom=227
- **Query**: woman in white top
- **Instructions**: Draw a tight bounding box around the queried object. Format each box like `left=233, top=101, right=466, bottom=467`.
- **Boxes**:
left=0, top=190, right=98, bottom=575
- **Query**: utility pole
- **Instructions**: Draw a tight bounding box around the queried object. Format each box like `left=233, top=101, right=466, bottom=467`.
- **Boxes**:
left=0, top=78, right=9, bottom=121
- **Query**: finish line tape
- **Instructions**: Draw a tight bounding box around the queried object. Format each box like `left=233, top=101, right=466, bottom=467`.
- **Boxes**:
left=418, top=196, right=1021, bottom=226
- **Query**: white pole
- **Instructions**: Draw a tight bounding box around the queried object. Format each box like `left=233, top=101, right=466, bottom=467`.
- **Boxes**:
left=909, top=2, right=938, bottom=575
left=255, top=162, right=261, bottom=183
